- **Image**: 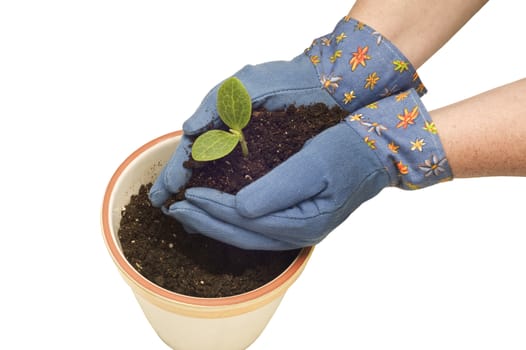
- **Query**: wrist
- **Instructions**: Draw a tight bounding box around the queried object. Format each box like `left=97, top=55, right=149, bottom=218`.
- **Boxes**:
left=348, top=0, right=489, bottom=68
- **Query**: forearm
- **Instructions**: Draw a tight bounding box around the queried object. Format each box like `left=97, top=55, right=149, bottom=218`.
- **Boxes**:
left=432, top=78, right=526, bottom=178
left=348, top=0, right=488, bottom=68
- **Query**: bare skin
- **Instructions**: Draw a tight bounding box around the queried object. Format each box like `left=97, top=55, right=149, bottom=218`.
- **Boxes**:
left=348, top=0, right=489, bottom=68
left=432, top=78, right=526, bottom=177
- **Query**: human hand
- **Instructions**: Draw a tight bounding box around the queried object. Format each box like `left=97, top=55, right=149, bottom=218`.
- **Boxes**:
left=149, top=16, right=425, bottom=208
left=168, top=89, right=453, bottom=250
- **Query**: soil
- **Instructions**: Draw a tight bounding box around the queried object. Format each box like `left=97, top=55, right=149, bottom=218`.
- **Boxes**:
left=118, top=103, right=347, bottom=298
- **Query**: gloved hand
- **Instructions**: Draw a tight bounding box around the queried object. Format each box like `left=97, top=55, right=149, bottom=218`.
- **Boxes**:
left=167, top=89, right=453, bottom=250
left=149, top=16, right=426, bottom=207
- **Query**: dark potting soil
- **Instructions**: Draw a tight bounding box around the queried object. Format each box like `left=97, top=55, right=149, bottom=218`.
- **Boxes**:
left=118, top=103, right=347, bottom=298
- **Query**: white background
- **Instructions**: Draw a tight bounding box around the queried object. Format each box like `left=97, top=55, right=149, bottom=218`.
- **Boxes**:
left=1, top=1, right=525, bottom=349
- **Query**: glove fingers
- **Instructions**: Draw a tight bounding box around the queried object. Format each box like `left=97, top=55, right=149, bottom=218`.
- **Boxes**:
left=184, top=187, right=326, bottom=245
left=149, top=136, right=193, bottom=207
left=148, top=165, right=172, bottom=207
left=167, top=200, right=300, bottom=251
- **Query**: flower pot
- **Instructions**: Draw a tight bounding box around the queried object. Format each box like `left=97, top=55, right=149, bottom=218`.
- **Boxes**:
left=101, top=130, right=313, bottom=350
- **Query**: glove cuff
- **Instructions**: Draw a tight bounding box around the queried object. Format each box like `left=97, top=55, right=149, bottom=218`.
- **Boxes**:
left=305, top=16, right=426, bottom=112
left=344, top=89, right=453, bottom=190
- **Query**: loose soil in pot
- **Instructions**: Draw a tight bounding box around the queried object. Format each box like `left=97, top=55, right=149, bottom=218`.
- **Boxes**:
left=118, top=103, right=347, bottom=298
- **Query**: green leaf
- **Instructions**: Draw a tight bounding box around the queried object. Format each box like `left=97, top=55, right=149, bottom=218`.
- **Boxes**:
left=217, top=77, right=251, bottom=131
left=191, top=129, right=240, bottom=161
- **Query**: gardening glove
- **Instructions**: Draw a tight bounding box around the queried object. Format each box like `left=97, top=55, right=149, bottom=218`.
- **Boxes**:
left=149, top=16, right=426, bottom=207
left=169, top=89, right=453, bottom=250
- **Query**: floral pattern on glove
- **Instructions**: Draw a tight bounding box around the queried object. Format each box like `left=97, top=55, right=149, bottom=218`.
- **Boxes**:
left=305, top=16, right=426, bottom=112
left=346, top=89, right=453, bottom=190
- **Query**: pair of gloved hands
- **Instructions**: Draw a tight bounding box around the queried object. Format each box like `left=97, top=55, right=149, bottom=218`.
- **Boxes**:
left=149, top=17, right=453, bottom=250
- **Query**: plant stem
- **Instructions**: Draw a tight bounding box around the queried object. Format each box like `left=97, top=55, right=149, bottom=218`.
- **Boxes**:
left=230, top=129, right=250, bottom=157
left=239, top=131, right=249, bottom=157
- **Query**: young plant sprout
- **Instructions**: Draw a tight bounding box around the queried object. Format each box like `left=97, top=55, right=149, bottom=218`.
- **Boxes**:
left=191, top=77, right=252, bottom=161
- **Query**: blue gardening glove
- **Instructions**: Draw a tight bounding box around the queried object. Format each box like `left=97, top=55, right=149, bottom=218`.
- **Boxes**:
left=149, top=16, right=426, bottom=207
left=169, top=89, right=453, bottom=250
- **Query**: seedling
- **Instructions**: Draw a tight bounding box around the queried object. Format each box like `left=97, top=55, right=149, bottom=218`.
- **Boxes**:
left=191, top=77, right=252, bottom=161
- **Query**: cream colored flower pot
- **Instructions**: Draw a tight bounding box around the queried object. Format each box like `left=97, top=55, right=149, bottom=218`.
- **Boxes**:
left=101, top=131, right=313, bottom=350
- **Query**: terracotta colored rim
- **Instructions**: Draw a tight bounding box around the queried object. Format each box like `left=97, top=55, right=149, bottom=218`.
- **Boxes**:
left=101, top=130, right=312, bottom=308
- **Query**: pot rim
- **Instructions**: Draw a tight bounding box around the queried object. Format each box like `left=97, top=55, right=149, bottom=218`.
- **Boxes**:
left=101, top=130, right=313, bottom=308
